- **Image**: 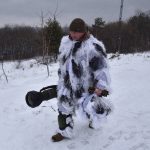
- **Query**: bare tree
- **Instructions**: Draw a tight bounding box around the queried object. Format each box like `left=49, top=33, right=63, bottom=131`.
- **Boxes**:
left=37, top=0, right=63, bottom=77
left=39, top=10, right=48, bottom=62
left=0, top=56, right=8, bottom=83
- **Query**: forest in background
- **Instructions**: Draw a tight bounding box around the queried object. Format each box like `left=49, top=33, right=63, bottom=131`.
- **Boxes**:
left=0, top=10, right=150, bottom=61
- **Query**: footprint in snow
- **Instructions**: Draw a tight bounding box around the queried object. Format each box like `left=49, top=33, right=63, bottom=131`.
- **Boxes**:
left=80, top=139, right=89, bottom=145
left=67, top=143, right=76, bottom=149
left=129, top=143, right=149, bottom=150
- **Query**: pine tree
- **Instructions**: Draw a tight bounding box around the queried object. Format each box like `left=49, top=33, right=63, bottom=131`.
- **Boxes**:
left=44, top=18, right=63, bottom=61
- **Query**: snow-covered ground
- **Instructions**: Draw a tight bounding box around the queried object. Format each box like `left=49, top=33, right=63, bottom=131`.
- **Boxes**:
left=0, top=53, right=150, bottom=150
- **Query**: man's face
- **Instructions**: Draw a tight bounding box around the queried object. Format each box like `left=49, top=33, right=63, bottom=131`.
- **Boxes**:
left=70, top=31, right=85, bottom=41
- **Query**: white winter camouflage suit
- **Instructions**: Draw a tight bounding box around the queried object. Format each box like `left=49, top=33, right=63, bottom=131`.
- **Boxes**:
left=57, top=34, right=112, bottom=138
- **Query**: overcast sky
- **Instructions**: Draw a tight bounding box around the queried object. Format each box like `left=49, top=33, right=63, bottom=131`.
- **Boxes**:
left=0, top=0, right=150, bottom=27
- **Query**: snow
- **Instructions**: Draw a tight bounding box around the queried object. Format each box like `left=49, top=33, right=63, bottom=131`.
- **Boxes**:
left=0, top=53, right=150, bottom=150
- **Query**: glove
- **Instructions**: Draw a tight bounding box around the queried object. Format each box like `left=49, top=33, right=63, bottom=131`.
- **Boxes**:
left=88, top=87, right=109, bottom=97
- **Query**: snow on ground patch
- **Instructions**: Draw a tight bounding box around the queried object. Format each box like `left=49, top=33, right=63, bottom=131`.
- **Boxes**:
left=0, top=53, right=150, bottom=150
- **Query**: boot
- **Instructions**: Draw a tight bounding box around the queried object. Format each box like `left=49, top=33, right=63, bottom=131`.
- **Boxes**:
left=51, top=111, right=73, bottom=142
left=51, top=133, right=65, bottom=142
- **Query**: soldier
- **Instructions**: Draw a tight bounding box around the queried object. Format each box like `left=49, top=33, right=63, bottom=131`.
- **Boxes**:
left=52, top=18, right=111, bottom=142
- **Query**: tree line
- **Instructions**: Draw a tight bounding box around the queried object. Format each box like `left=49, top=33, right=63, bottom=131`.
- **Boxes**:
left=0, top=10, right=150, bottom=61
left=92, top=11, right=150, bottom=54
left=0, top=25, right=42, bottom=60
